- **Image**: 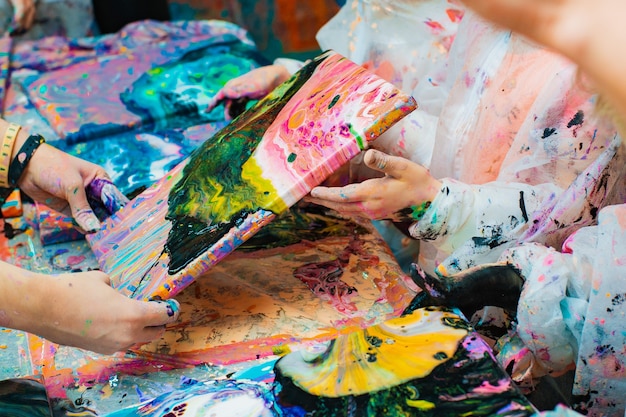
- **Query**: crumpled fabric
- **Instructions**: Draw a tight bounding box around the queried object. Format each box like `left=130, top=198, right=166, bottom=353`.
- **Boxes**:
left=318, top=0, right=626, bottom=278
left=499, top=204, right=626, bottom=417
left=316, top=2, right=626, bottom=415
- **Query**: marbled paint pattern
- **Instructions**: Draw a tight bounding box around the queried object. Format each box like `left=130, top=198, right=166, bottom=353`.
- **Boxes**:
left=88, top=50, right=417, bottom=301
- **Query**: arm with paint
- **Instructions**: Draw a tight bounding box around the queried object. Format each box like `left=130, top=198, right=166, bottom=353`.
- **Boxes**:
left=307, top=149, right=559, bottom=274
left=0, top=118, right=128, bottom=232
left=0, top=260, right=180, bottom=354
left=495, top=204, right=626, bottom=414
left=0, top=119, right=180, bottom=354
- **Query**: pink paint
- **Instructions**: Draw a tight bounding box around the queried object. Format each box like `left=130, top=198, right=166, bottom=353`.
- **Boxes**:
left=446, top=8, right=464, bottom=23
left=473, top=379, right=511, bottom=394
left=66, top=255, right=86, bottom=266
left=542, top=254, right=554, bottom=266
left=424, top=19, right=445, bottom=33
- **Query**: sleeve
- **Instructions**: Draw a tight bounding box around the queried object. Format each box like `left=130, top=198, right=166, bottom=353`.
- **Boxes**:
left=408, top=178, right=560, bottom=273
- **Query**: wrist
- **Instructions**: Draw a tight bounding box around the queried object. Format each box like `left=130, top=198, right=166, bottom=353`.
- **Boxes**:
left=408, top=177, right=441, bottom=221
left=10, top=131, right=45, bottom=188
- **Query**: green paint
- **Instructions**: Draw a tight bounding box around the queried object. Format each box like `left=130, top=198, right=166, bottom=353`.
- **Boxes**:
left=240, top=204, right=368, bottom=252
left=328, top=94, right=340, bottom=109
left=411, top=201, right=432, bottom=221
left=81, top=319, right=93, bottom=337
left=165, top=55, right=326, bottom=274
left=348, top=124, right=364, bottom=150
left=287, top=153, right=297, bottom=163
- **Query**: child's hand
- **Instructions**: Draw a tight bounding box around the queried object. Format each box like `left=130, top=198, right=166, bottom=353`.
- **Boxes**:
left=205, top=64, right=291, bottom=117
left=305, top=149, right=442, bottom=222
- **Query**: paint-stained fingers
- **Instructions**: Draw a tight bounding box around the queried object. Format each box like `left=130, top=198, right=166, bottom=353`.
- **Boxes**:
left=363, top=149, right=409, bottom=178
left=65, top=180, right=102, bottom=233
left=142, top=299, right=181, bottom=327
left=205, top=76, right=256, bottom=113
left=308, top=182, right=368, bottom=203
left=205, top=90, right=227, bottom=113
left=87, top=177, right=129, bottom=214
left=99, top=182, right=129, bottom=213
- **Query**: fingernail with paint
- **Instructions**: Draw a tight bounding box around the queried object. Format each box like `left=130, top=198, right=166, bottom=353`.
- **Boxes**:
left=164, top=299, right=180, bottom=317
left=75, top=209, right=102, bottom=233
left=83, top=215, right=102, bottom=233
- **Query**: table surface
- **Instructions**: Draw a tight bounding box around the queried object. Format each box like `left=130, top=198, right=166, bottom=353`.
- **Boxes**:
left=0, top=22, right=536, bottom=415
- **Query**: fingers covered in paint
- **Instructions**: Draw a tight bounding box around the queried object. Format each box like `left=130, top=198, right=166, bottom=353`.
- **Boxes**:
left=8, top=0, right=36, bottom=33
left=306, top=149, right=441, bottom=221
left=19, top=270, right=181, bottom=355
left=15, top=138, right=123, bottom=232
left=86, top=178, right=130, bottom=218
left=205, top=64, right=291, bottom=114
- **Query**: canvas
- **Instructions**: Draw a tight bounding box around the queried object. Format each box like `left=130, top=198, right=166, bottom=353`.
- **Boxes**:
left=101, top=307, right=537, bottom=417
left=87, top=50, right=417, bottom=301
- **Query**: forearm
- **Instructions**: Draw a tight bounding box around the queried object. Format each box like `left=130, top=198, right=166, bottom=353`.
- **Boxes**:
left=0, top=260, right=50, bottom=333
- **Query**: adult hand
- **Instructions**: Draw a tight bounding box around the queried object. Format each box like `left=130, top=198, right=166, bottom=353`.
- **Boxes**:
left=205, top=64, right=291, bottom=115
left=305, top=149, right=442, bottom=221
left=17, top=142, right=129, bottom=232
left=14, top=268, right=180, bottom=354
left=8, top=0, right=36, bottom=33
left=461, top=0, right=626, bottom=115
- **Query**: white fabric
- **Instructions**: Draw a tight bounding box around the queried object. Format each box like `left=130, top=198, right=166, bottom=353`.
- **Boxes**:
left=316, top=2, right=626, bottom=415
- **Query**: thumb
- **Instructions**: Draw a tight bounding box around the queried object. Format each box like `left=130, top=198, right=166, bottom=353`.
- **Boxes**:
left=66, top=184, right=101, bottom=233
left=143, top=299, right=181, bottom=326
left=363, top=149, right=406, bottom=178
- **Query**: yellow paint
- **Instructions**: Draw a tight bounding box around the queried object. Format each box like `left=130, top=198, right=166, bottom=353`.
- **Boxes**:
left=241, top=157, right=288, bottom=213
left=288, top=109, right=306, bottom=130
left=406, top=399, right=436, bottom=410
left=272, top=345, right=292, bottom=356
left=278, top=308, right=467, bottom=397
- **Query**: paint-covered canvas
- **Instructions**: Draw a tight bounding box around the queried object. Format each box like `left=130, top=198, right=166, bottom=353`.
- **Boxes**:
left=87, top=50, right=417, bottom=301
left=102, top=307, right=536, bottom=417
